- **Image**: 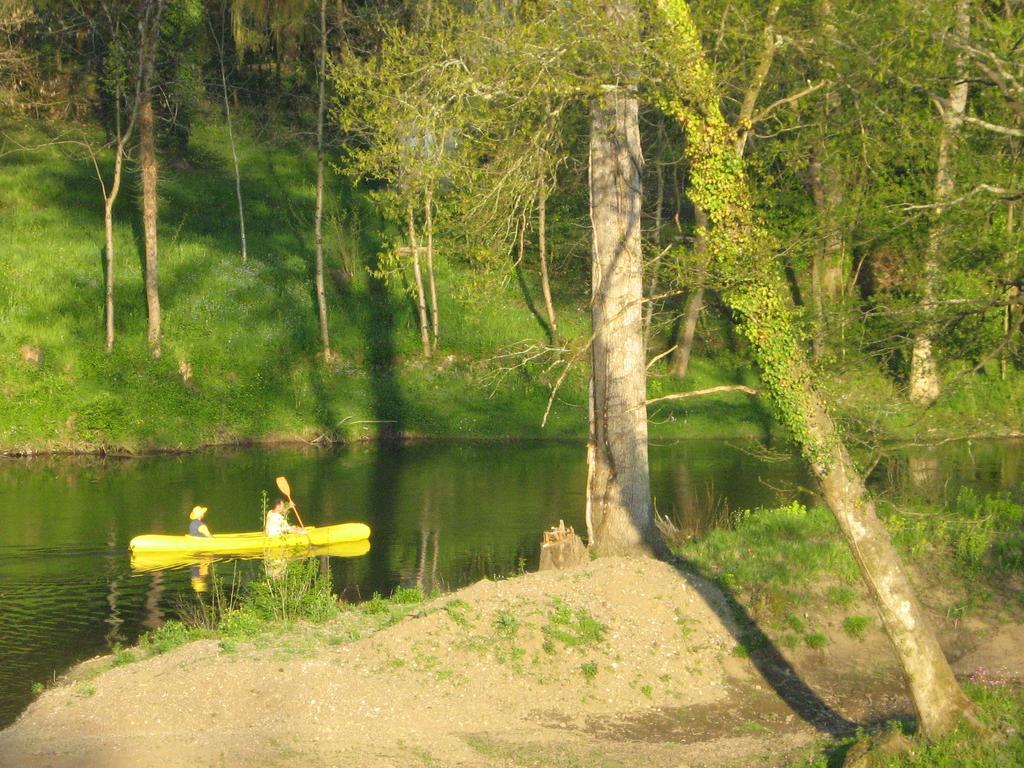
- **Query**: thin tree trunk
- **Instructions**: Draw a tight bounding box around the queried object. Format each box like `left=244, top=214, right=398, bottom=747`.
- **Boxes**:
left=425, top=186, right=439, bottom=350
left=670, top=206, right=706, bottom=378
left=643, top=153, right=665, bottom=347
left=138, top=0, right=163, bottom=359
left=654, top=0, right=978, bottom=738
left=586, top=83, right=667, bottom=559
left=216, top=8, right=247, bottom=265
left=537, top=176, right=557, bottom=335
left=313, top=0, right=331, bottom=360
left=808, top=147, right=828, bottom=360
left=407, top=203, right=431, bottom=357
left=909, top=0, right=970, bottom=405
left=733, top=0, right=781, bottom=156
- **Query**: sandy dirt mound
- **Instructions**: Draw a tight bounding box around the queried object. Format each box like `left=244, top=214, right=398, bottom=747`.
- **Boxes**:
left=0, top=557, right=832, bottom=768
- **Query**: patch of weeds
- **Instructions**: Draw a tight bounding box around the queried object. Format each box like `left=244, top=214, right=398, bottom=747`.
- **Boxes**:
left=842, top=615, right=871, bottom=640
left=110, top=643, right=136, bottom=667
left=737, top=721, right=771, bottom=734
left=804, top=632, right=828, bottom=650
left=826, top=585, right=857, bottom=608
left=495, top=609, right=519, bottom=639
left=30, top=682, right=44, bottom=696
left=435, top=669, right=454, bottom=682
left=76, top=683, right=96, bottom=698
left=361, top=592, right=389, bottom=615
left=780, top=633, right=801, bottom=650
left=732, top=643, right=750, bottom=658
left=675, top=610, right=694, bottom=638
left=391, top=585, right=424, bottom=605
left=580, top=661, right=599, bottom=682
left=542, top=599, right=606, bottom=651
left=218, top=608, right=264, bottom=639
left=219, top=638, right=237, bottom=654
left=444, top=599, right=470, bottom=627
left=141, top=620, right=206, bottom=655
left=784, top=613, right=806, bottom=633
left=641, top=684, right=653, bottom=698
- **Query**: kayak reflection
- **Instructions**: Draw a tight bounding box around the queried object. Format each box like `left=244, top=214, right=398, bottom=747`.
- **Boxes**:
left=130, top=539, right=372, bottom=580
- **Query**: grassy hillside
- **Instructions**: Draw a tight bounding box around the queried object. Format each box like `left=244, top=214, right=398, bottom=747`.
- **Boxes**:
left=0, top=114, right=769, bottom=453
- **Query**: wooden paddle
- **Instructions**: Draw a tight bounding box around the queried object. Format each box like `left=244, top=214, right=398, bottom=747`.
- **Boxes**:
left=274, top=476, right=307, bottom=528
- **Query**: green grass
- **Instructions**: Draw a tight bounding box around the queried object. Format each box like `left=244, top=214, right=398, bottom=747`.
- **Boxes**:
left=794, top=684, right=1024, bottom=767
left=0, top=115, right=777, bottom=453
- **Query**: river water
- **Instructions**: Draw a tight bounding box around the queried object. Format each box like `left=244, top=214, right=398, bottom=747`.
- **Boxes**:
left=0, top=438, right=1021, bottom=727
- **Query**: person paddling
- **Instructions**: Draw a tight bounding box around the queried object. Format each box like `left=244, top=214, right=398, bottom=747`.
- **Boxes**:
left=264, top=500, right=307, bottom=536
left=264, top=499, right=307, bottom=536
left=188, top=505, right=212, bottom=537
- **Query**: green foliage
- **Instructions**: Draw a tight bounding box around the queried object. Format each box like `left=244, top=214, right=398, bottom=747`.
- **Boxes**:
left=494, top=610, right=519, bottom=639
left=885, top=490, right=1024, bottom=579
left=237, top=559, right=337, bottom=624
left=541, top=599, right=607, bottom=651
left=580, top=661, right=599, bottom=682
left=140, top=620, right=207, bottom=655
left=841, top=616, right=872, bottom=640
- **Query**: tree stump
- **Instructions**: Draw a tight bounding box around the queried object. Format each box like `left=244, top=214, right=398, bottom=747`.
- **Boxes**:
left=539, top=520, right=587, bottom=571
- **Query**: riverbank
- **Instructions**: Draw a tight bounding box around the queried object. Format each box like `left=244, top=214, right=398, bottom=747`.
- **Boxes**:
left=5, top=118, right=1024, bottom=457
left=1, top=554, right=1021, bottom=768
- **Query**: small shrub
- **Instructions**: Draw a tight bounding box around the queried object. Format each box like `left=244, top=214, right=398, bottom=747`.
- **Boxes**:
left=142, top=620, right=204, bottom=655
left=361, top=592, right=389, bottom=615
left=391, top=585, right=424, bottom=605
left=804, top=633, right=828, bottom=649
left=495, top=610, right=519, bottom=639
left=640, top=684, right=653, bottom=698
left=444, top=599, right=470, bottom=626
left=842, top=615, right=871, bottom=640
left=826, top=585, right=857, bottom=608
left=111, top=643, right=136, bottom=667
left=580, top=661, right=598, bottom=681
left=30, top=682, right=44, bottom=695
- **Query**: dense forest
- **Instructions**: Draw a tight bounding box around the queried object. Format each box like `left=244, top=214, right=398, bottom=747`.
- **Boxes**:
left=3, top=0, right=1024, bottom=747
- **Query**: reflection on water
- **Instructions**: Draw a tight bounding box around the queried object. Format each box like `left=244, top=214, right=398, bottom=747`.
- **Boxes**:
left=0, top=438, right=1021, bottom=728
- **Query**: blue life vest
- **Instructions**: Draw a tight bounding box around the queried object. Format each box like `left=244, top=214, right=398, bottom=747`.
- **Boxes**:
left=189, top=519, right=207, bottom=537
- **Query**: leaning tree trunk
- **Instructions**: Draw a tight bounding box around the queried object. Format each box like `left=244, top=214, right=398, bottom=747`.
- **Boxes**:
left=586, top=85, right=668, bottom=559
left=653, top=0, right=977, bottom=739
left=313, top=0, right=332, bottom=360
left=138, top=0, right=163, bottom=359
left=909, top=0, right=970, bottom=406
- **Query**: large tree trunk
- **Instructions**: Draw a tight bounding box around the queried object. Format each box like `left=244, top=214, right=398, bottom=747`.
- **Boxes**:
left=138, top=0, right=162, bottom=359
left=653, top=0, right=977, bottom=739
left=313, top=0, right=331, bottom=360
left=909, top=0, right=970, bottom=405
left=586, top=86, right=667, bottom=559
left=537, top=176, right=558, bottom=336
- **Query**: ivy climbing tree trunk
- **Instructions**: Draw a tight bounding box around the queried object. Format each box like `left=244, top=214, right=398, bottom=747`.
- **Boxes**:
left=651, top=0, right=977, bottom=740
left=909, top=0, right=970, bottom=405
left=138, top=0, right=163, bottom=359
left=586, top=82, right=668, bottom=559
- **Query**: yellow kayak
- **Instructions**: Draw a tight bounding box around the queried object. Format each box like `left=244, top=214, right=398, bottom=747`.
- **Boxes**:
left=130, top=538, right=371, bottom=573
left=129, top=522, right=371, bottom=554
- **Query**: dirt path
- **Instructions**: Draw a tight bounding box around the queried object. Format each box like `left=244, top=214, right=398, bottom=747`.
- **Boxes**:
left=1, top=557, right=1020, bottom=768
